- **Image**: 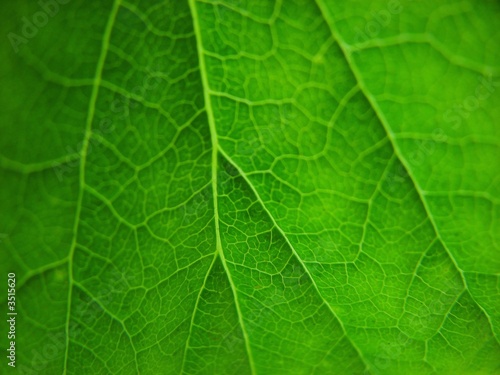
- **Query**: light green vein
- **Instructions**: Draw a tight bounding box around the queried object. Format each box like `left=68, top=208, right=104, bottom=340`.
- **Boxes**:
left=62, top=0, right=123, bottom=373
left=313, top=0, right=499, bottom=346
left=0, top=153, right=80, bottom=175
left=349, top=33, right=499, bottom=76
left=217, top=146, right=372, bottom=374
left=179, top=252, right=219, bottom=375
left=188, top=0, right=257, bottom=373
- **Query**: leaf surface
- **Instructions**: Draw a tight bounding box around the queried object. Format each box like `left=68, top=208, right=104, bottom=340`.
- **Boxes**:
left=1, top=0, right=499, bottom=374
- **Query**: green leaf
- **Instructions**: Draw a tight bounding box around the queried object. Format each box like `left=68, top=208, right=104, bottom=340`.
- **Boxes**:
left=1, top=0, right=499, bottom=374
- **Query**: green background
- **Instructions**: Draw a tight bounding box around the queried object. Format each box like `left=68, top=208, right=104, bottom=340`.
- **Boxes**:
left=1, top=0, right=499, bottom=373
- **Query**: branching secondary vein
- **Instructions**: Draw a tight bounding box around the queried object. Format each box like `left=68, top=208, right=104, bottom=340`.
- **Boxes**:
left=188, top=0, right=257, bottom=373
left=313, top=0, right=499, bottom=346
left=63, top=1, right=123, bottom=373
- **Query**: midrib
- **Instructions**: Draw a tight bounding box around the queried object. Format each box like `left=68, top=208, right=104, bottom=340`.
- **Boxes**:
left=187, top=0, right=257, bottom=373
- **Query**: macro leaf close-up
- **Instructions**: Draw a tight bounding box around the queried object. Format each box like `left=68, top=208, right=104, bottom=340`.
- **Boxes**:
left=1, top=0, right=499, bottom=374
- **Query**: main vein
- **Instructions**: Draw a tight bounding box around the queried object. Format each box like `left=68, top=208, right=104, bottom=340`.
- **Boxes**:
left=187, top=0, right=257, bottom=373
left=63, top=1, right=122, bottom=373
